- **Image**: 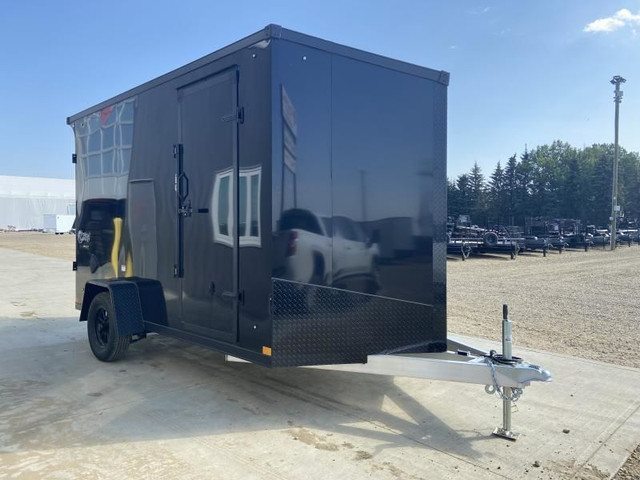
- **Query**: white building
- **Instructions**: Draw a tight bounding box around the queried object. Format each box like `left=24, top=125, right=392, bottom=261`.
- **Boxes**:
left=0, top=176, right=75, bottom=230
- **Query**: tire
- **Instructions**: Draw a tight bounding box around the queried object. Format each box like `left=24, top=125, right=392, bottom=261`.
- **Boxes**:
left=87, top=292, right=131, bottom=362
left=483, top=231, right=499, bottom=247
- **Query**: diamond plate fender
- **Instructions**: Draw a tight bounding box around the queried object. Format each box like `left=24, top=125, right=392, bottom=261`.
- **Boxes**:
left=79, top=277, right=167, bottom=336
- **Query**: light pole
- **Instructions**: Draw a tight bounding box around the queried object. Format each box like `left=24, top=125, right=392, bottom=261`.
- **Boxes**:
left=610, top=75, right=626, bottom=250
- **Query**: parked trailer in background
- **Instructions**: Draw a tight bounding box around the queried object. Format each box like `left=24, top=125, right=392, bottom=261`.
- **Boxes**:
left=68, top=25, right=549, bottom=439
left=43, top=214, right=75, bottom=234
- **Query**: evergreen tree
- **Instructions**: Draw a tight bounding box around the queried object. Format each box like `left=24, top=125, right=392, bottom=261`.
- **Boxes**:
left=469, top=162, right=487, bottom=224
left=503, top=154, right=518, bottom=225
left=449, top=142, right=640, bottom=229
left=516, top=149, right=536, bottom=220
left=455, top=173, right=473, bottom=216
left=488, top=161, right=505, bottom=224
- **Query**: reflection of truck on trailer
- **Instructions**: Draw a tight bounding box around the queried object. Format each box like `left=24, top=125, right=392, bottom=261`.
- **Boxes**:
left=68, top=25, right=549, bottom=439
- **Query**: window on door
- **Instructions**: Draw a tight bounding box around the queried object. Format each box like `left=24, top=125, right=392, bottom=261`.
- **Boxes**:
left=212, top=166, right=261, bottom=247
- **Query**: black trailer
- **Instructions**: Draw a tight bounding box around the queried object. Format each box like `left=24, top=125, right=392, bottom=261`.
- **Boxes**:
left=68, top=25, right=449, bottom=368
left=68, top=26, right=551, bottom=440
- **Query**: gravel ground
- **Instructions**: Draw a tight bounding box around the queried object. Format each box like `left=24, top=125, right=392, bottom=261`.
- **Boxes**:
left=447, top=246, right=640, bottom=480
left=613, top=445, right=640, bottom=480
left=448, top=246, right=640, bottom=369
left=1, top=231, right=638, bottom=477
left=0, top=231, right=75, bottom=261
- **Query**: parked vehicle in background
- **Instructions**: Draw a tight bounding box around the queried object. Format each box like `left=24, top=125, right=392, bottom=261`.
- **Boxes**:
left=563, top=233, right=593, bottom=250
left=43, top=214, right=75, bottom=234
left=447, top=215, right=502, bottom=247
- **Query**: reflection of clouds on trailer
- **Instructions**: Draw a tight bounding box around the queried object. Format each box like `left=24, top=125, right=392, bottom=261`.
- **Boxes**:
left=74, top=98, right=137, bottom=282
left=212, top=166, right=262, bottom=247
left=74, top=98, right=135, bottom=206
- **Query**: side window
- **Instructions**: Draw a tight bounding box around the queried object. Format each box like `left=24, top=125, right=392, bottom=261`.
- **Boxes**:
left=212, top=169, right=233, bottom=246
left=239, top=166, right=261, bottom=247
left=211, top=166, right=261, bottom=247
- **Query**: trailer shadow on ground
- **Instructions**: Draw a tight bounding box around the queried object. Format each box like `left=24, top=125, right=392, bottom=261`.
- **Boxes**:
left=3, top=315, right=639, bottom=479
left=0, top=319, right=487, bottom=464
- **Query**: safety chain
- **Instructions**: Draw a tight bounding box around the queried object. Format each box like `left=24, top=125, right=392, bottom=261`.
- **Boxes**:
left=484, top=356, right=524, bottom=402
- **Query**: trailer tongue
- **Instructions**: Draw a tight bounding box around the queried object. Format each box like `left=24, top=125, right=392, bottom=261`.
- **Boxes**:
left=229, top=304, right=551, bottom=440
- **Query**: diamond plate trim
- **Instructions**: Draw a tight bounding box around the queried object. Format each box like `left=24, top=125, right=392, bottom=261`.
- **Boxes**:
left=271, top=279, right=446, bottom=367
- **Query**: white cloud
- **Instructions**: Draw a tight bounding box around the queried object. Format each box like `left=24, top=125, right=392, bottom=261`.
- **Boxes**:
left=467, top=6, right=491, bottom=15
left=584, top=8, right=640, bottom=33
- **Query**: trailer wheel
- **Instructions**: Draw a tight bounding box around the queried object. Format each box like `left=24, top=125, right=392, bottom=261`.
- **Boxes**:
left=483, top=232, right=498, bottom=247
left=87, top=292, right=131, bottom=362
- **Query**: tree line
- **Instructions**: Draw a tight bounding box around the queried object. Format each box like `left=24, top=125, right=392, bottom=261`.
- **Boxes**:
left=448, top=141, right=640, bottom=229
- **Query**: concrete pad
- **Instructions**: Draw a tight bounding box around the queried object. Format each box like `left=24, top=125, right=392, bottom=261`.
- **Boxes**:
left=0, top=248, right=638, bottom=479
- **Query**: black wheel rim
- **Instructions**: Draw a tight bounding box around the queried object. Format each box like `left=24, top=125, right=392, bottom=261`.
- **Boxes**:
left=95, top=307, right=109, bottom=347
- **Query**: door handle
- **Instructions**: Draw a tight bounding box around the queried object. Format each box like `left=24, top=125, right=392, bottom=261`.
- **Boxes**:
left=177, top=172, right=190, bottom=203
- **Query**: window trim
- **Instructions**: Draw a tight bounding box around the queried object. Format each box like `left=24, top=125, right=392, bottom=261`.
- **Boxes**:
left=212, top=168, right=234, bottom=247
left=239, top=166, right=261, bottom=247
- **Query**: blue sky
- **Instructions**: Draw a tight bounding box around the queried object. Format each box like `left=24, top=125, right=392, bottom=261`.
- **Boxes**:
left=0, top=1, right=638, bottom=180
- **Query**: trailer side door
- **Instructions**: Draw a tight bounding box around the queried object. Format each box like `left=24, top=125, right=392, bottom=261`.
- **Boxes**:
left=176, top=68, right=239, bottom=342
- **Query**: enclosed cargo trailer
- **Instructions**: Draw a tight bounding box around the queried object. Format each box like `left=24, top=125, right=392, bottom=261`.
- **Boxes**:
left=43, top=214, right=75, bottom=234
left=68, top=24, right=448, bottom=366
left=68, top=25, right=550, bottom=439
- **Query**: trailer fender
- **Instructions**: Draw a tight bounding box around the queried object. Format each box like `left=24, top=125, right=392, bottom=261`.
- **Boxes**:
left=79, top=277, right=167, bottom=336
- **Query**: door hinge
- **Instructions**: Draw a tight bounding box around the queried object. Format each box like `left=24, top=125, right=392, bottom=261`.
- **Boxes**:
left=221, top=107, right=244, bottom=124
left=72, top=154, right=77, bottom=164
left=238, top=289, right=245, bottom=305
left=72, top=261, right=77, bottom=271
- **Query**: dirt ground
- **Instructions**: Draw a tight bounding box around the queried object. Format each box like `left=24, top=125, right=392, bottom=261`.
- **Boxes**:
left=0, top=231, right=75, bottom=261
left=447, top=246, right=640, bottom=369
left=0, top=231, right=638, bottom=478
left=447, top=246, right=640, bottom=480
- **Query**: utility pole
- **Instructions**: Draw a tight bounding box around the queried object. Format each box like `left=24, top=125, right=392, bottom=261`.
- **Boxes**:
left=610, top=75, right=626, bottom=250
